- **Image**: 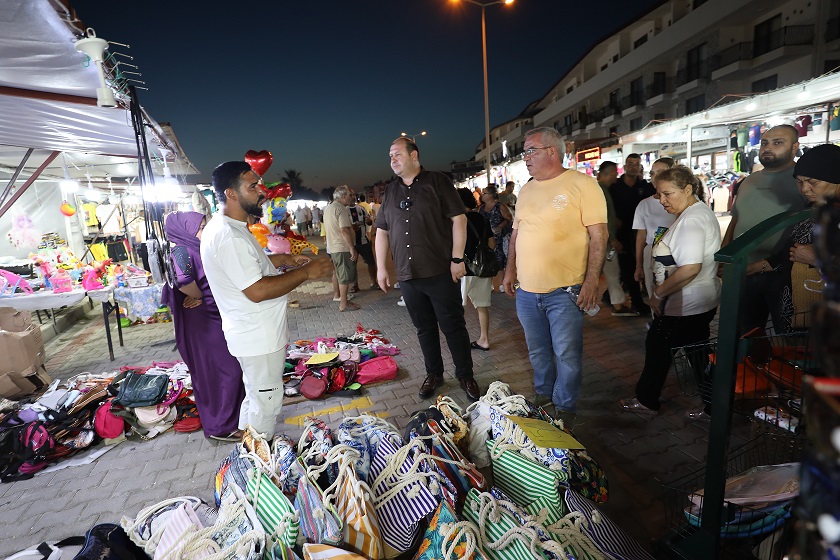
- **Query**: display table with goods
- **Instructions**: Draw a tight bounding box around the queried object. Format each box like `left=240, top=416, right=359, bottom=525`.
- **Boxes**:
left=3, top=381, right=655, bottom=559
left=113, top=283, right=164, bottom=323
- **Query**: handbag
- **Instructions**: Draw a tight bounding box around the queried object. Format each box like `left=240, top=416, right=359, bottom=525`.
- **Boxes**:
left=465, top=218, right=500, bottom=278
left=337, top=414, right=403, bottom=483
left=300, top=369, right=329, bottom=400
left=356, top=356, right=398, bottom=385
left=246, top=467, right=300, bottom=550
left=318, top=446, right=384, bottom=559
left=73, top=523, right=149, bottom=560
left=111, top=371, right=170, bottom=408
left=369, top=437, right=444, bottom=557
left=294, top=458, right=343, bottom=546
left=413, top=499, right=486, bottom=560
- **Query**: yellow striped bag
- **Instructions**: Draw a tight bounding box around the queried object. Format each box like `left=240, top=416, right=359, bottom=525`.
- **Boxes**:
left=318, top=447, right=385, bottom=559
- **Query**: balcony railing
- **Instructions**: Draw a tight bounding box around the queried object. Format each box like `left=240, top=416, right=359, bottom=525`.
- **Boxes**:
left=711, top=42, right=752, bottom=70
left=621, top=94, right=645, bottom=110
left=645, top=78, right=673, bottom=98
left=676, top=62, right=711, bottom=87
left=827, top=17, right=840, bottom=42
left=753, top=24, right=815, bottom=57
left=588, top=108, right=605, bottom=123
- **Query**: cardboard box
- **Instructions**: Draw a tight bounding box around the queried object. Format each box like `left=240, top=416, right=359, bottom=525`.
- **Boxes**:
left=0, top=325, right=45, bottom=374
left=0, top=308, right=32, bottom=333
left=20, top=364, right=51, bottom=392
left=0, top=372, right=37, bottom=399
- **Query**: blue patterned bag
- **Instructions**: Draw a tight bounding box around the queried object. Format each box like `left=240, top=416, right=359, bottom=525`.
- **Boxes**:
left=294, top=458, right=343, bottom=546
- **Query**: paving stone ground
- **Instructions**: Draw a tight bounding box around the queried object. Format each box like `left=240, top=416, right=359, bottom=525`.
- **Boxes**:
left=0, top=245, right=754, bottom=557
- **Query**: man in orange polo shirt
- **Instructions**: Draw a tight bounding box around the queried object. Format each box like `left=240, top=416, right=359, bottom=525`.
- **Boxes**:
left=502, top=127, right=608, bottom=427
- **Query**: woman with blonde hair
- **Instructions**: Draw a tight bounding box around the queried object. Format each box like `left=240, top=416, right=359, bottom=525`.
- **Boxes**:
left=621, top=166, right=721, bottom=417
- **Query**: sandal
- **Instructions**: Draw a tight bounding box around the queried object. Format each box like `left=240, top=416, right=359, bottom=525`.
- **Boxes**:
left=173, top=400, right=202, bottom=433
left=209, top=430, right=243, bottom=442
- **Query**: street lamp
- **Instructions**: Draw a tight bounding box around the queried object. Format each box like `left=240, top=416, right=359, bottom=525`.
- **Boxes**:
left=454, top=0, right=514, bottom=185
left=400, top=130, right=427, bottom=142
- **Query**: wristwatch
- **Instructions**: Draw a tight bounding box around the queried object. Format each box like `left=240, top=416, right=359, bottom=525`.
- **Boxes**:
left=451, top=257, right=465, bottom=264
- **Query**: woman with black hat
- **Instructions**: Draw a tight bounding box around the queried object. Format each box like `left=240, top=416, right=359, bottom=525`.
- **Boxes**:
left=759, top=143, right=840, bottom=329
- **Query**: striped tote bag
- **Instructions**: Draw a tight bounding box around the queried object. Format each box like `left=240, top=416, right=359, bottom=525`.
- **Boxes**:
left=488, top=487, right=606, bottom=560
left=369, top=436, right=441, bottom=557
left=320, top=447, right=385, bottom=559
left=294, top=461, right=343, bottom=547
left=486, top=440, right=565, bottom=516
left=461, top=489, right=548, bottom=560
left=563, top=489, right=655, bottom=560
left=246, top=468, right=300, bottom=550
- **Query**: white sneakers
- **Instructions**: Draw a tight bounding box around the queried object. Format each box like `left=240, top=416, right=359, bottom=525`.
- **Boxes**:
left=397, top=297, right=406, bottom=307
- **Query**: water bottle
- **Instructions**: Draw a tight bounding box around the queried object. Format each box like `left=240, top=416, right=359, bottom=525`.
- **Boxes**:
left=564, top=286, right=600, bottom=316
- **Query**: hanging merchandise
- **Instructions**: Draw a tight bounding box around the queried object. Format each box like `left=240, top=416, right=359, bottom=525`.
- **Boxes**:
left=59, top=201, right=77, bottom=216
left=244, top=149, right=274, bottom=177
left=6, top=211, right=40, bottom=250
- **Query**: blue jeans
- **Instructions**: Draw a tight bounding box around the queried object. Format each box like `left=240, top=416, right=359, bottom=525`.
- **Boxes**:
left=516, top=286, right=583, bottom=412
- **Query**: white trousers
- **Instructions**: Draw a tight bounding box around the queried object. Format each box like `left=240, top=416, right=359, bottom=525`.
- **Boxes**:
left=603, top=254, right=626, bottom=306
left=236, top=348, right=285, bottom=439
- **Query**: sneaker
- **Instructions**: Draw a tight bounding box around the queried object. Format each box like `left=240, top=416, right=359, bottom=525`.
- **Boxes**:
left=397, top=297, right=406, bottom=307
left=393, top=282, right=400, bottom=289
left=332, top=293, right=354, bottom=302
left=619, top=397, right=658, bottom=415
left=612, top=307, right=641, bottom=317
left=532, top=393, right=553, bottom=409
left=685, top=409, right=711, bottom=421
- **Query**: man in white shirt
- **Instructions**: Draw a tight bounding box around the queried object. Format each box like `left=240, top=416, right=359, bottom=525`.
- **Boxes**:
left=201, top=161, right=333, bottom=439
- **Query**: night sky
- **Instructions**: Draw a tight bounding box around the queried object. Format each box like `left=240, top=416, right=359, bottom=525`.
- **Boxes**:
left=70, top=0, right=661, bottom=190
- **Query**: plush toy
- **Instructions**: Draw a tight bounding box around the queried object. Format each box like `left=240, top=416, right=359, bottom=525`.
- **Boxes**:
left=7, top=211, right=40, bottom=250
left=266, top=234, right=291, bottom=254
left=264, top=183, right=293, bottom=226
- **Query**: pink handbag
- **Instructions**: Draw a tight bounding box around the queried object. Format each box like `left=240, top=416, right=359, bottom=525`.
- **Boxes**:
left=356, top=356, right=398, bottom=385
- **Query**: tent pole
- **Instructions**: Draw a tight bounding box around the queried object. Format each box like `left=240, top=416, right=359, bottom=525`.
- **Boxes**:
left=0, top=151, right=60, bottom=220
left=0, top=148, right=33, bottom=208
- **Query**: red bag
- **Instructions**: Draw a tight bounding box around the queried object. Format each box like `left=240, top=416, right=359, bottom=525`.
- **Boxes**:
left=94, top=400, right=126, bottom=439
left=300, top=369, right=329, bottom=399
left=356, top=356, right=398, bottom=385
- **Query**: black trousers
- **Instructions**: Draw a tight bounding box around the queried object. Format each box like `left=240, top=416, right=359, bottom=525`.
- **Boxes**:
left=635, top=308, right=717, bottom=410
left=741, top=270, right=789, bottom=334
left=401, top=273, right=474, bottom=380
left=618, top=249, right=646, bottom=311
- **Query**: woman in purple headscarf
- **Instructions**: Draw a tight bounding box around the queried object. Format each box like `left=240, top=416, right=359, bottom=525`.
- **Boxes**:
left=162, top=211, right=245, bottom=441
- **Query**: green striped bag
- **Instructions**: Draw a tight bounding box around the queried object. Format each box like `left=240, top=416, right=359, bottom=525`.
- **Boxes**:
left=246, top=468, right=300, bottom=551
left=462, top=489, right=547, bottom=560
left=486, top=440, right=565, bottom=517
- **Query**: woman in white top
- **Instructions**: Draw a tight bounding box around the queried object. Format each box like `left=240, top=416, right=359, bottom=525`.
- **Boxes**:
left=621, top=166, right=721, bottom=416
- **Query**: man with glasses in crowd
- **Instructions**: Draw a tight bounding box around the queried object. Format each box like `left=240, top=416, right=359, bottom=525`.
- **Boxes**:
left=502, top=127, right=608, bottom=428
left=374, top=137, right=481, bottom=402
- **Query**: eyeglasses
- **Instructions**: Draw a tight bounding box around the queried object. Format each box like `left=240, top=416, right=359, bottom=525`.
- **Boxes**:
left=522, top=146, right=552, bottom=158
left=399, top=199, right=413, bottom=210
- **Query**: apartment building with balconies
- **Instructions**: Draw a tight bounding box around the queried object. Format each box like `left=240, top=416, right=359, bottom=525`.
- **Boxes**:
left=459, top=0, right=839, bottom=178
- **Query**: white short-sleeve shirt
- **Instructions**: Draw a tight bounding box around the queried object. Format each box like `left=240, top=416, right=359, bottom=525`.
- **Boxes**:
left=651, top=202, right=721, bottom=316
left=200, top=214, right=288, bottom=357
left=632, top=196, right=675, bottom=246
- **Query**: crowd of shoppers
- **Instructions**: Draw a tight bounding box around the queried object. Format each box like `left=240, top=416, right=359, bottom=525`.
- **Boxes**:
left=160, top=123, right=833, bottom=439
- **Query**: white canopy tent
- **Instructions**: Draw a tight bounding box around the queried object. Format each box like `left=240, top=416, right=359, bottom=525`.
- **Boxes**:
left=0, top=0, right=197, bottom=259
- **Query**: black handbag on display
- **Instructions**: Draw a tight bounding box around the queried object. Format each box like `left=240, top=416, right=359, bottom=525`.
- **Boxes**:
left=465, top=217, right=501, bottom=278
left=109, top=371, right=170, bottom=408
left=73, top=523, right=149, bottom=559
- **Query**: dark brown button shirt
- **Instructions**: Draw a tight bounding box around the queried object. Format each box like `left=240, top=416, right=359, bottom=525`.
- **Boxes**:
left=374, top=169, right=465, bottom=281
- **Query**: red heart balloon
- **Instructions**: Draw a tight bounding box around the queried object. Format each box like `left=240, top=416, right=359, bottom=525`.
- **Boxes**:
left=245, top=150, right=273, bottom=177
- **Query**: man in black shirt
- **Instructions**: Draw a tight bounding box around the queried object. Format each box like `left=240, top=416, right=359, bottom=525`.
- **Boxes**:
left=609, top=153, right=655, bottom=315
left=374, top=138, right=480, bottom=402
